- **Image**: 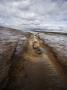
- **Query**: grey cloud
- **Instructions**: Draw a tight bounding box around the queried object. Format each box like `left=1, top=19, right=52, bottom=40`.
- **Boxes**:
left=0, top=0, right=67, bottom=29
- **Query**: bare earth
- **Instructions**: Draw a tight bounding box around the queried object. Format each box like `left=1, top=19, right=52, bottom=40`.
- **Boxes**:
left=0, top=26, right=67, bottom=90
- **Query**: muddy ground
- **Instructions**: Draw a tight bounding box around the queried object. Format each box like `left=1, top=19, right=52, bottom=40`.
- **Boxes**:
left=0, top=26, right=67, bottom=90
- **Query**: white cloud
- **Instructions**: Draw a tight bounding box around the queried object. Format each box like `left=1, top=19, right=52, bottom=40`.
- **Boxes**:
left=0, top=0, right=67, bottom=29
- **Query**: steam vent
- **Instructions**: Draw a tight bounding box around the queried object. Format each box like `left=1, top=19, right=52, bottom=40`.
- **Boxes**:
left=0, top=26, right=67, bottom=90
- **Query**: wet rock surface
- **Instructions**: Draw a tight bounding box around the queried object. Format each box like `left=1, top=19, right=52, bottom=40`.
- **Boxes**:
left=0, top=26, right=67, bottom=90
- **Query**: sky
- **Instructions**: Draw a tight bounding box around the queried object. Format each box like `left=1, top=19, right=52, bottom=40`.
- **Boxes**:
left=0, top=0, right=67, bottom=30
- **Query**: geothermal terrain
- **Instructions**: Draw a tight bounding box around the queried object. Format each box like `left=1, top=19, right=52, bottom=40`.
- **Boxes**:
left=0, top=26, right=67, bottom=90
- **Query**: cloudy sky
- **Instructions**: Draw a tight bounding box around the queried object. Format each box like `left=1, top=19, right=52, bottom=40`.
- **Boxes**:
left=0, top=0, right=67, bottom=29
